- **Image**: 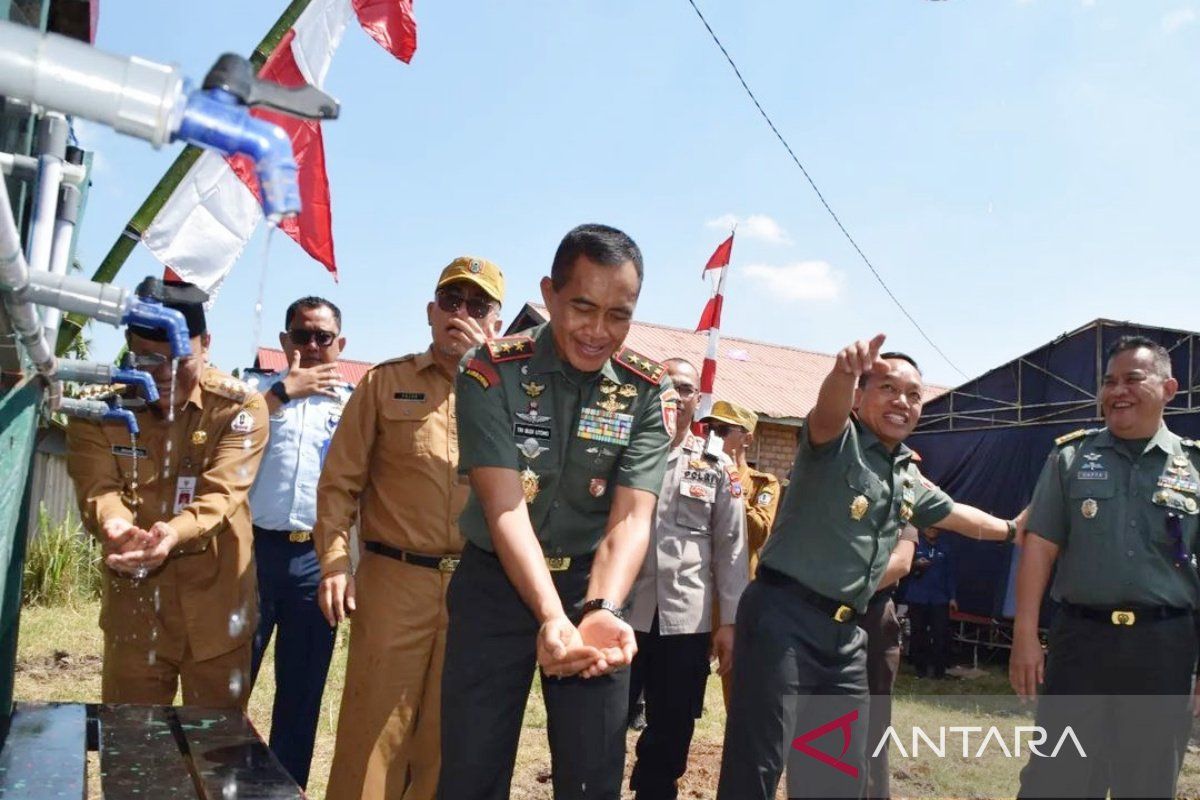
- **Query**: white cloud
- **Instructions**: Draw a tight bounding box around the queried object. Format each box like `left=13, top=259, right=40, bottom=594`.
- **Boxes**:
left=741, top=260, right=843, bottom=302
left=69, top=118, right=110, bottom=175
left=1163, top=7, right=1196, bottom=33
left=705, top=213, right=792, bottom=245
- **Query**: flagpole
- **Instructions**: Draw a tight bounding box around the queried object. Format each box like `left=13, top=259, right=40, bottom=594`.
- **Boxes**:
left=55, top=0, right=315, bottom=355
left=697, top=225, right=735, bottom=424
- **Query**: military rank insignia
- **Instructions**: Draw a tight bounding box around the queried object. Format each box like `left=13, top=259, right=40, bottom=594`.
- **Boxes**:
left=614, top=347, right=666, bottom=385
left=463, top=358, right=499, bottom=389
left=486, top=336, right=535, bottom=363
left=577, top=407, right=633, bottom=446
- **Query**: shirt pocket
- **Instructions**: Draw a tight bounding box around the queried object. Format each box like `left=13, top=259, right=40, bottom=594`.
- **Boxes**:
left=379, top=402, right=437, bottom=456
left=1066, top=479, right=1117, bottom=530
left=1149, top=488, right=1200, bottom=554
left=844, top=463, right=888, bottom=520
left=675, top=496, right=712, bottom=533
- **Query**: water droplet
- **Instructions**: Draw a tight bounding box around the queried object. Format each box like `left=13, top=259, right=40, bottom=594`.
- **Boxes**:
left=228, top=608, right=246, bottom=638
left=236, top=467, right=248, bottom=478
left=153, top=586, right=161, bottom=612
left=131, top=566, right=149, bottom=581
left=147, top=650, right=156, bottom=666
left=222, top=776, right=238, bottom=800
left=228, top=669, right=244, bottom=700
left=242, top=438, right=252, bottom=450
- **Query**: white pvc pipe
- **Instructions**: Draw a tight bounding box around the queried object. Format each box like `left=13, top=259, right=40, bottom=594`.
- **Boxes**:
left=42, top=183, right=80, bottom=341
left=0, top=20, right=184, bottom=148
left=0, top=175, right=57, bottom=386
left=0, top=153, right=88, bottom=186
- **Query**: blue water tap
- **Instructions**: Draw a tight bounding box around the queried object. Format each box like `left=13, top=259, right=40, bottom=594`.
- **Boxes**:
left=176, top=88, right=299, bottom=220
left=122, top=298, right=192, bottom=358
left=112, top=367, right=160, bottom=405
left=103, top=401, right=139, bottom=436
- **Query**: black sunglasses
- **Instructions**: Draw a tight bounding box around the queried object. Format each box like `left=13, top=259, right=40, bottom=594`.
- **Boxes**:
left=287, top=329, right=338, bottom=347
left=436, top=289, right=494, bottom=320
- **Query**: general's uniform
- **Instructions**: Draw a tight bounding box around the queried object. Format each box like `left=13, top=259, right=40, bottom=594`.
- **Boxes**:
left=1017, top=425, right=1200, bottom=800
left=66, top=367, right=268, bottom=708
left=439, top=323, right=674, bottom=800
left=627, top=433, right=747, bottom=800
left=862, top=524, right=918, bottom=800
left=716, top=417, right=953, bottom=800
left=247, top=370, right=353, bottom=788
left=739, top=465, right=780, bottom=575
left=315, top=349, right=466, bottom=800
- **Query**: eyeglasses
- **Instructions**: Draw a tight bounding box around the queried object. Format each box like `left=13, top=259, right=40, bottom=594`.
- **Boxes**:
left=127, top=352, right=194, bottom=370
left=436, top=289, right=494, bottom=320
left=707, top=423, right=746, bottom=438
left=287, top=329, right=338, bottom=347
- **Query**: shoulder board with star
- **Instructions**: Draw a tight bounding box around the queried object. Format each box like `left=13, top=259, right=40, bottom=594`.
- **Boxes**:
left=204, top=372, right=252, bottom=403
left=613, top=347, right=666, bottom=385
left=1054, top=428, right=1098, bottom=447
left=486, top=335, right=535, bottom=363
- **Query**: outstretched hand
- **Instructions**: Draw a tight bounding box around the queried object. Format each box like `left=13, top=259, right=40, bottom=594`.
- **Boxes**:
left=835, top=333, right=890, bottom=381
left=576, top=610, right=637, bottom=678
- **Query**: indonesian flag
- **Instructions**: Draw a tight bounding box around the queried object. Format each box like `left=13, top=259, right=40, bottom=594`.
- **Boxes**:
left=145, top=0, right=418, bottom=293
left=695, top=232, right=734, bottom=424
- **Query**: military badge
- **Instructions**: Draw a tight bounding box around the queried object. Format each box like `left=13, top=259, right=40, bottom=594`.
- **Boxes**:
left=899, top=505, right=913, bottom=522
left=660, top=388, right=680, bottom=438
left=516, top=401, right=551, bottom=424
left=230, top=410, right=255, bottom=433
left=190, top=430, right=208, bottom=446
left=517, top=437, right=549, bottom=460
left=618, top=383, right=638, bottom=399
left=850, top=495, right=869, bottom=521
left=598, top=395, right=627, bottom=414
left=520, top=467, right=540, bottom=504
left=1081, top=498, right=1098, bottom=519
left=756, top=490, right=774, bottom=507
left=522, top=381, right=545, bottom=398
left=589, top=478, right=607, bottom=498
left=600, top=380, right=618, bottom=395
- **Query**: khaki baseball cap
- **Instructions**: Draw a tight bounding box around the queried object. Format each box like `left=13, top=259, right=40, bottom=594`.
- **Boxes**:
left=437, top=256, right=505, bottom=303
left=702, top=400, right=759, bottom=433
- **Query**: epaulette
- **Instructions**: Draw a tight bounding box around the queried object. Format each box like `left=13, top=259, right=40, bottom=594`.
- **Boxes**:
left=614, top=347, right=666, bottom=385
left=373, top=353, right=416, bottom=369
left=204, top=373, right=251, bottom=403
left=486, top=335, right=535, bottom=363
left=909, top=448, right=922, bottom=463
left=1054, top=428, right=1096, bottom=447
left=1183, top=439, right=1200, bottom=450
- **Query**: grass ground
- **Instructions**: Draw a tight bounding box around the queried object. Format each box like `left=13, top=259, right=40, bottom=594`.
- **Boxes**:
left=14, top=602, right=1200, bottom=799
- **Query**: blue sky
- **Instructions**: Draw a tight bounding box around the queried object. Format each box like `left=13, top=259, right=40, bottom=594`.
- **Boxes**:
left=71, top=1, right=1200, bottom=388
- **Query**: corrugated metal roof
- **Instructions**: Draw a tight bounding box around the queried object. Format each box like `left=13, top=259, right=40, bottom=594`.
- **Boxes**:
left=255, top=348, right=372, bottom=385
left=512, top=304, right=945, bottom=423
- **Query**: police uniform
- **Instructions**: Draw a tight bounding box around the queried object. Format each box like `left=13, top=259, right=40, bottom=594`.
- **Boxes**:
left=716, top=417, right=953, bottom=800
left=438, top=322, right=673, bottom=800
left=246, top=370, right=352, bottom=788
left=862, top=523, right=918, bottom=800
left=626, top=433, right=747, bottom=800
left=314, top=349, right=469, bottom=800
left=1017, top=425, right=1200, bottom=799
left=66, top=366, right=268, bottom=708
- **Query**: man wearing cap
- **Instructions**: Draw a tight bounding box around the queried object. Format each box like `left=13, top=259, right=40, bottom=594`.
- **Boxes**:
left=701, top=400, right=781, bottom=575
left=66, top=281, right=268, bottom=708
left=716, top=334, right=1023, bottom=800
left=438, top=224, right=674, bottom=800
left=315, top=257, right=504, bottom=800
left=246, top=296, right=352, bottom=789
left=626, top=358, right=747, bottom=800
left=1011, top=335, right=1200, bottom=799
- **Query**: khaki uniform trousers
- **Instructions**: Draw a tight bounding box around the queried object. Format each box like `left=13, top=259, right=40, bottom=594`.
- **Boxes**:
left=326, top=551, right=451, bottom=800
left=100, top=575, right=252, bottom=709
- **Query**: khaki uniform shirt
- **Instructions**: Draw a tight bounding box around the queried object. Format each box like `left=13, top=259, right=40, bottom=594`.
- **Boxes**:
left=740, top=464, right=781, bottom=574
left=760, top=416, right=954, bottom=613
left=456, top=323, right=673, bottom=556
left=314, top=349, right=466, bottom=576
left=66, top=367, right=268, bottom=661
left=629, top=434, right=748, bottom=634
left=1028, top=424, right=1200, bottom=609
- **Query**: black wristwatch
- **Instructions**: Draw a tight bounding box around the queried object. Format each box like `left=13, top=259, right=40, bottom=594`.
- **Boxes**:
left=270, top=380, right=291, bottom=404
left=580, top=598, right=624, bottom=621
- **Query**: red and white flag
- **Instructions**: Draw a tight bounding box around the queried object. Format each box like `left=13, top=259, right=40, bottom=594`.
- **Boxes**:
left=145, top=0, right=418, bottom=293
left=695, top=232, right=734, bottom=423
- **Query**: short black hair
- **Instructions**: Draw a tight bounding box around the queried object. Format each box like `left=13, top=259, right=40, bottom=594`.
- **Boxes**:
left=284, top=296, right=341, bottom=331
left=858, top=351, right=921, bottom=389
left=1106, top=335, right=1172, bottom=378
left=550, top=224, right=643, bottom=291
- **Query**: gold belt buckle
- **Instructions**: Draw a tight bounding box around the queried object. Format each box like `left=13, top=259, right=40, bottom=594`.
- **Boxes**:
left=288, top=530, right=312, bottom=543
left=1111, top=610, right=1136, bottom=626
left=545, top=556, right=571, bottom=572
left=438, top=556, right=460, bottom=573
left=833, top=605, right=855, bottom=623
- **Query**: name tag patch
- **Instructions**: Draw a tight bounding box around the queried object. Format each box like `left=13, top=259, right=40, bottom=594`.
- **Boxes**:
left=514, top=423, right=552, bottom=441
left=680, top=479, right=717, bottom=503
left=394, top=391, right=426, bottom=402
left=576, top=407, right=633, bottom=446
left=111, top=445, right=147, bottom=458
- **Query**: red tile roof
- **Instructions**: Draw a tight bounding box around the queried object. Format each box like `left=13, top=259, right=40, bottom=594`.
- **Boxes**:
left=509, top=304, right=945, bottom=423
left=254, top=348, right=372, bottom=385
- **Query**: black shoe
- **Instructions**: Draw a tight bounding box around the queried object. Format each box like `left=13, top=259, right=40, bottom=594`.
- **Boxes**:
left=628, top=703, right=647, bottom=732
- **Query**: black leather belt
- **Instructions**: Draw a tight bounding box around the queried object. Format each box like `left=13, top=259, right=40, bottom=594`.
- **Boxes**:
left=1060, top=602, right=1191, bottom=626
left=758, top=567, right=858, bottom=623
left=365, top=541, right=460, bottom=573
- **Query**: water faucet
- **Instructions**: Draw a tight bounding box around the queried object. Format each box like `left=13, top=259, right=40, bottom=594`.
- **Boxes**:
left=56, top=358, right=160, bottom=404
left=121, top=298, right=191, bottom=359
left=57, top=397, right=140, bottom=436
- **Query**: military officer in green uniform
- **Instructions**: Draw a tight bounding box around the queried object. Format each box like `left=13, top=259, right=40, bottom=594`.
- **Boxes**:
left=717, top=334, right=1023, bottom=800
left=1011, top=335, right=1200, bottom=799
left=438, top=224, right=675, bottom=800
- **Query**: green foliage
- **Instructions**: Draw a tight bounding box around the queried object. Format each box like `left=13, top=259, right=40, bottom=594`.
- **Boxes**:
left=22, top=505, right=102, bottom=607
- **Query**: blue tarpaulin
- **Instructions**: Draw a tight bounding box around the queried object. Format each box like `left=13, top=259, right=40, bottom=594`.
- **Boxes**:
left=907, top=319, right=1200, bottom=619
